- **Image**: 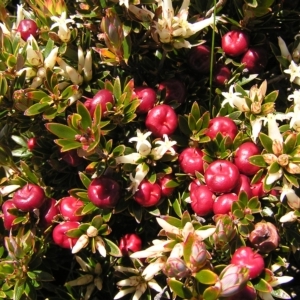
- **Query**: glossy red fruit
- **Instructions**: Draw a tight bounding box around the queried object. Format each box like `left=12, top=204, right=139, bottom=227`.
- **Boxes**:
left=241, top=46, right=268, bottom=74
left=17, top=19, right=39, bottom=41
left=12, top=183, right=45, bottom=211
left=59, top=196, right=84, bottom=222
left=133, top=179, right=162, bottom=207
left=233, top=174, right=253, bottom=199
left=190, top=185, right=215, bottom=216
left=213, top=193, right=238, bottom=215
left=178, top=147, right=205, bottom=175
left=206, top=116, right=238, bottom=142
left=134, top=86, right=157, bottom=114
left=188, top=44, right=212, bottom=74
left=221, top=30, right=250, bottom=57
left=205, top=160, right=240, bottom=194
left=39, top=198, right=59, bottom=227
left=61, top=149, right=84, bottom=167
left=52, top=221, right=80, bottom=249
left=231, top=246, right=265, bottom=279
left=158, top=78, right=186, bottom=104
left=88, top=177, right=120, bottom=209
left=234, top=142, right=261, bottom=176
left=84, top=89, right=114, bottom=118
left=157, top=174, right=176, bottom=198
left=251, top=178, right=268, bottom=198
left=27, top=137, right=37, bottom=151
left=189, top=178, right=202, bottom=191
left=119, top=233, right=142, bottom=256
left=213, top=64, right=231, bottom=86
left=2, top=200, right=18, bottom=230
left=145, top=104, right=178, bottom=138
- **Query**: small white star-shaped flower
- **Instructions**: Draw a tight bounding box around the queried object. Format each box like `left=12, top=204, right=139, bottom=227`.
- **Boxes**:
left=150, top=134, right=177, bottom=160
left=129, top=130, right=152, bottom=156
left=284, top=60, right=300, bottom=84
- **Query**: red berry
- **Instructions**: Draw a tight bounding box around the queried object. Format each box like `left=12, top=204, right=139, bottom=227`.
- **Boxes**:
left=178, top=147, right=205, bottom=175
left=39, top=198, right=59, bottom=227
left=206, top=116, right=238, bottom=142
left=145, top=104, right=178, bottom=138
left=133, top=179, right=162, bottom=207
left=17, top=19, right=39, bottom=41
left=158, top=78, right=186, bottom=104
left=190, top=185, right=215, bottom=216
left=188, top=44, right=213, bottom=74
left=59, top=196, right=84, bottom=222
left=251, top=178, right=268, bottom=198
left=12, top=183, right=45, bottom=211
left=88, top=177, right=120, bottom=209
left=221, top=30, right=250, bottom=57
left=241, top=46, right=268, bottom=74
left=213, top=64, right=231, bottom=86
left=119, top=233, right=142, bottom=256
left=231, top=246, right=265, bottom=279
left=134, top=86, right=157, bottom=114
left=61, top=149, right=85, bottom=167
left=157, top=174, right=176, bottom=198
left=52, top=221, right=80, bottom=249
left=2, top=200, right=18, bottom=230
left=234, top=141, right=261, bottom=176
left=205, top=160, right=240, bottom=194
left=27, top=137, right=37, bottom=151
left=213, top=193, right=238, bottom=215
left=84, top=89, right=114, bottom=118
left=232, top=174, right=253, bottom=199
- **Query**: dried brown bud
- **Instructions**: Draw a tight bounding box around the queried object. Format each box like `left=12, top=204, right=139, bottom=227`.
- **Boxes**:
left=272, top=140, right=283, bottom=156
left=262, top=153, right=277, bottom=165
left=249, top=222, right=279, bottom=253
left=251, top=101, right=262, bottom=114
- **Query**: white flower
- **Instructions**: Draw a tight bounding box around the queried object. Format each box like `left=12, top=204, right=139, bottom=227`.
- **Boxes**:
left=250, top=116, right=266, bottom=142
left=280, top=211, right=298, bottom=223
left=278, top=36, right=292, bottom=61
left=284, top=60, right=300, bottom=85
left=56, top=57, right=83, bottom=85
left=287, top=90, right=300, bottom=105
left=129, top=130, right=152, bottom=155
left=153, top=0, right=218, bottom=49
left=150, top=134, right=177, bottom=160
left=119, top=0, right=129, bottom=7
left=127, top=163, right=149, bottom=194
left=221, top=84, right=249, bottom=111
left=44, top=47, right=59, bottom=70
left=50, top=11, right=75, bottom=42
left=115, top=152, right=143, bottom=165
left=265, top=113, right=291, bottom=144
left=128, top=5, right=155, bottom=22
left=288, top=104, right=300, bottom=131
left=265, top=167, right=283, bottom=185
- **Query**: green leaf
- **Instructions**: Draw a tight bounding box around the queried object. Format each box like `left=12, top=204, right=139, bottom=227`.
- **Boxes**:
left=271, top=288, right=292, bottom=299
left=55, top=140, right=81, bottom=152
left=113, top=77, right=122, bottom=100
left=195, top=269, right=219, bottom=285
left=78, top=172, right=91, bottom=189
left=202, top=286, right=220, bottom=300
left=181, top=210, right=191, bottom=228
left=13, top=281, right=25, bottom=300
left=183, top=233, right=194, bottom=265
left=253, top=277, right=272, bottom=293
left=104, top=238, right=122, bottom=257
left=20, top=161, right=39, bottom=184
left=259, top=133, right=274, bottom=153
left=249, top=155, right=267, bottom=167
left=173, top=198, right=182, bottom=218
left=91, top=215, right=103, bottom=229
left=11, top=135, right=28, bottom=148
left=161, top=215, right=182, bottom=228
left=268, top=161, right=280, bottom=174
left=28, top=270, right=54, bottom=282
left=283, top=172, right=299, bottom=188
left=76, top=101, right=92, bottom=130
left=264, top=90, right=278, bottom=103
left=24, top=102, right=50, bottom=116
left=46, top=123, right=78, bottom=139
left=191, top=102, right=201, bottom=121
left=167, top=278, right=193, bottom=299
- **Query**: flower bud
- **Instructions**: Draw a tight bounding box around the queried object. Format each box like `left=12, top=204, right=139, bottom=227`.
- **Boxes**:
left=72, top=234, right=89, bottom=253
left=212, top=215, right=236, bottom=249
left=189, top=240, right=209, bottom=273
left=272, top=140, right=283, bottom=156
left=215, top=264, right=249, bottom=298
left=163, top=257, right=191, bottom=278
left=16, top=67, right=37, bottom=78
left=26, top=48, right=43, bottom=66
left=56, top=57, right=83, bottom=85
left=249, top=222, right=279, bottom=253
left=251, top=101, right=261, bottom=114
left=286, top=162, right=300, bottom=174
left=277, top=154, right=289, bottom=167
left=280, top=211, right=298, bottom=223
left=83, top=49, right=93, bottom=82
left=262, top=154, right=277, bottom=165
left=94, top=236, right=107, bottom=257
left=86, top=225, right=98, bottom=237
left=277, top=37, right=291, bottom=61
left=44, top=47, right=59, bottom=70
